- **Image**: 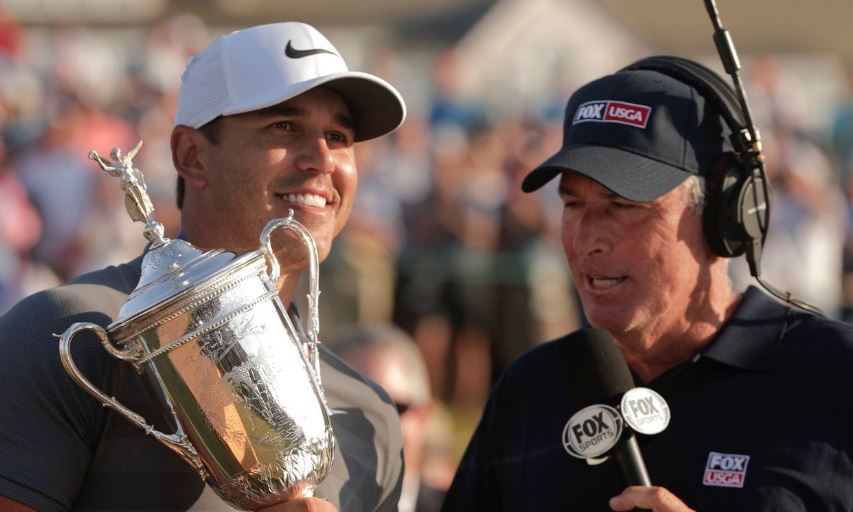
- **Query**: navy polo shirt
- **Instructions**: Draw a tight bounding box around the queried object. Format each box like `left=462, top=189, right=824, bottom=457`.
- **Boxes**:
left=442, top=287, right=853, bottom=511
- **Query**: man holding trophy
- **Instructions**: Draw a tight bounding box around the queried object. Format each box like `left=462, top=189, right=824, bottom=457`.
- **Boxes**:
left=0, top=22, right=406, bottom=512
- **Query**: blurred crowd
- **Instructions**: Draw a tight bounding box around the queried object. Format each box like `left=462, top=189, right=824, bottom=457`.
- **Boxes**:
left=3, top=7, right=853, bottom=503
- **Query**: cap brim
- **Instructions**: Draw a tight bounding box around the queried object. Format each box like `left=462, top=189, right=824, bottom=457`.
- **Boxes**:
left=223, top=71, right=406, bottom=142
left=321, top=73, right=406, bottom=142
left=521, top=145, right=692, bottom=201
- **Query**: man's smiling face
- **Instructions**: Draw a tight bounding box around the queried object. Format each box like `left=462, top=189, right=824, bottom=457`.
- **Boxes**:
left=196, top=87, right=357, bottom=268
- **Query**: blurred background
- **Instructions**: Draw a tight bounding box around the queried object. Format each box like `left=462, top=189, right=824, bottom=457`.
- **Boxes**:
left=1, top=0, right=852, bottom=502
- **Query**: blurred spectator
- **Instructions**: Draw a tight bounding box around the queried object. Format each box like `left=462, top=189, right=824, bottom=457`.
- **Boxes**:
left=491, top=120, right=580, bottom=374
left=15, top=99, right=99, bottom=280
left=315, top=135, right=407, bottom=339
left=381, top=115, right=433, bottom=209
left=0, top=137, right=56, bottom=313
left=330, top=323, right=451, bottom=512
left=393, top=122, right=467, bottom=403
left=429, top=50, right=483, bottom=133
left=762, top=133, right=847, bottom=317
left=394, top=120, right=502, bottom=419
left=831, top=65, right=853, bottom=187
left=0, top=4, right=21, bottom=61
left=831, top=65, right=853, bottom=320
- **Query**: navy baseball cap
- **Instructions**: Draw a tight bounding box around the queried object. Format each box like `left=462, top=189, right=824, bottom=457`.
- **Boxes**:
left=522, top=67, right=730, bottom=200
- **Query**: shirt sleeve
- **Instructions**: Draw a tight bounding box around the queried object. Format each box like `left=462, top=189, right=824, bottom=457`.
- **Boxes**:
left=0, top=285, right=121, bottom=511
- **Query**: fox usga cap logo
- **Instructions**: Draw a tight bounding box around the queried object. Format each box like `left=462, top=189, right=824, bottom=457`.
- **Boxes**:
left=522, top=60, right=730, bottom=201
left=175, top=22, right=406, bottom=142
left=573, top=100, right=651, bottom=128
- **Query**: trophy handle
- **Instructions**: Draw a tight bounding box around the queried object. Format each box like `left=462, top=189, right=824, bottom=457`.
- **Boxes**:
left=58, top=322, right=208, bottom=478
left=259, top=211, right=323, bottom=388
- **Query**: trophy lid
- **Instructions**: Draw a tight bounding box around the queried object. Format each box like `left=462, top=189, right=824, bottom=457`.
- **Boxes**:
left=118, top=239, right=238, bottom=321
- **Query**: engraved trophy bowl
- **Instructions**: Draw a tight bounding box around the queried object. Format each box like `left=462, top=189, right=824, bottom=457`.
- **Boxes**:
left=57, top=142, right=335, bottom=510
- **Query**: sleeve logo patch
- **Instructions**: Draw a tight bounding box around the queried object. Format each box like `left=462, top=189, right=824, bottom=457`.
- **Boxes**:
left=703, top=451, right=750, bottom=488
left=573, top=100, right=652, bottom=128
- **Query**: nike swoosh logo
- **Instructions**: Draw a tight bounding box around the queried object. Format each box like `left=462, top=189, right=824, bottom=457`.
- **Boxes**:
left=285, top=40, right=337, bottom=59
left=328, top=408, right=348, bottom=416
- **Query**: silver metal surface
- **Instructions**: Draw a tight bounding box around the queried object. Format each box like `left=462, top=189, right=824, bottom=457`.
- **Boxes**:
left=58, top=142, right=335, bottom=510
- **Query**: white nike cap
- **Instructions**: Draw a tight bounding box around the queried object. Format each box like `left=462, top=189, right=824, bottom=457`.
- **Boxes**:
left=175, top=22, right=406, bottom=141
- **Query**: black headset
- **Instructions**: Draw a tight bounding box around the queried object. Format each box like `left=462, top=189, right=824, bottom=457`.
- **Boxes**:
left=620, top=55, right=823, bottom=317
left=621, top=56, right=770, bottom=263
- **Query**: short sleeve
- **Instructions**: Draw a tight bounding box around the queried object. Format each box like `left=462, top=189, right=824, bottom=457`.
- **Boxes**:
left=0, top=283, right=127, bottom=511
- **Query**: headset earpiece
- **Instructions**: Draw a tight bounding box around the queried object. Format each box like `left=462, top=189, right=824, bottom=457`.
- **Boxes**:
left=702, top=152, right=769, bottom=258
left=621, top=56, right=771, bottom=261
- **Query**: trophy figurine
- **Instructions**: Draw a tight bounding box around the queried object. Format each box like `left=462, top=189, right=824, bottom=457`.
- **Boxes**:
left=89, top=141, right=164, bottom=245
left=58, top=142, right=336, bottom=510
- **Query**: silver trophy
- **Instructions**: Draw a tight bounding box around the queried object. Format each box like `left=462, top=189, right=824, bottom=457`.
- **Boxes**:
left=57, top=141, right=335, bottom=510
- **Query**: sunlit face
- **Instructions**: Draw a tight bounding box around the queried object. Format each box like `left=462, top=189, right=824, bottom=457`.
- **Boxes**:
left=197, top=88, right=356, bottom=268
left=559, top=172, right=713, bottom=344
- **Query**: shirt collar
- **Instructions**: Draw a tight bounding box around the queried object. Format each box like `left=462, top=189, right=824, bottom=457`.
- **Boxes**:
left=699, top=286, right=795, bottom=371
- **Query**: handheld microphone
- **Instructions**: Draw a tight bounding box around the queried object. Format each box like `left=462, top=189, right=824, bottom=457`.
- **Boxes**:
left=559, top=328, right=654, bottom=509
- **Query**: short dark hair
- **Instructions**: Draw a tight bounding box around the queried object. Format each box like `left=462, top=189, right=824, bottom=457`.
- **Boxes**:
left=176, top=117, right=222, bottom=209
